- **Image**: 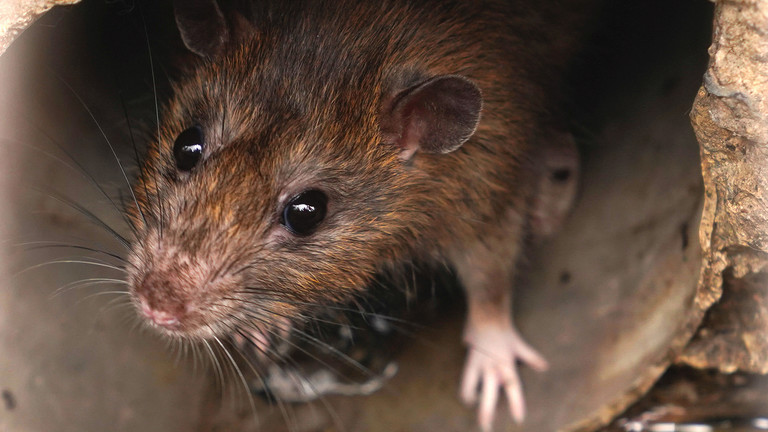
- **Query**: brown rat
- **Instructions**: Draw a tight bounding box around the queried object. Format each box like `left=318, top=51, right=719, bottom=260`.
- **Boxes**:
left=126, top=0, right=581, bottom=430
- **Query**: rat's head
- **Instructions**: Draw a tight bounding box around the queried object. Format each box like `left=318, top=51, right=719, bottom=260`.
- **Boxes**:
left=125, top=0, right=481, bottom=342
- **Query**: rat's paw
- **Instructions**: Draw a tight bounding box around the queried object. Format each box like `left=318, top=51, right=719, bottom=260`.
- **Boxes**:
left=460, top=325, right=548, bottom=431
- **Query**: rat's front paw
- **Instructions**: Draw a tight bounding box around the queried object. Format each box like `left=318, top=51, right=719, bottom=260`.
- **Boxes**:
left=460, top=325, right=548, bottom=431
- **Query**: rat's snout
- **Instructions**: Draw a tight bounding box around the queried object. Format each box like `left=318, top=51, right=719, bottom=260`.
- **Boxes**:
left=127, top=230, right=245, bottom=339
left=133, top=270, right=196, bottom=332
left=139, top=297, right=181, bottom=329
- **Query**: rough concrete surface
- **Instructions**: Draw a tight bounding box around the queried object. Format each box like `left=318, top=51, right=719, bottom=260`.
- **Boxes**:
left=682, top=0, right=768, bottom=374
left=0, top=0, right=79, bottom=56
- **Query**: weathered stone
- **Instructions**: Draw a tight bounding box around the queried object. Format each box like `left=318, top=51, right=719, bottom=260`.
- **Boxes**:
left=682, top=0, right=768, bottom=373
left=0, top=0, right=80, bottom=56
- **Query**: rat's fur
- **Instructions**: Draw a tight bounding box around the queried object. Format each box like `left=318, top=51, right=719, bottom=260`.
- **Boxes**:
left=126, top=0, right=584, bottom=429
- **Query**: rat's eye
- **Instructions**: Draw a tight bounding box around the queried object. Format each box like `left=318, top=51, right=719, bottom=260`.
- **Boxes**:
left=173, top=125, right=204, bottom=171
left=282, top=190, right=328, bottom=235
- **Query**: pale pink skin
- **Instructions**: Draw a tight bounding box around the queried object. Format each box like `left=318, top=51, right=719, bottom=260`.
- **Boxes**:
left=451, top=206, right=551, bottom=431
left=459, top=131, right=578, bottom=430
left=458, top=132, right=577, bottom=430
left=461, top=316, right=549, bottom=430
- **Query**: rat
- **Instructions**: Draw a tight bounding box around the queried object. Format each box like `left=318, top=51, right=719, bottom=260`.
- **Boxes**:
left=125, top=0, right=581, bottom=430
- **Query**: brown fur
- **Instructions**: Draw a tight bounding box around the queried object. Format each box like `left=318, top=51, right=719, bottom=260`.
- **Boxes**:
left=126, top=0, right=580, bottom=354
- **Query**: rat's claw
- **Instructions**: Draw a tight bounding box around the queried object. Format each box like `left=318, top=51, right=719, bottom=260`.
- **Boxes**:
left=460, top=351, right=482, bottom=405
left=479, top=367, right=500, bottom=431
left=504, top=367, right=524, bottom=423
left=513, top=335, right=549, bottom=372
left=460, top=324, right=548, bottom=431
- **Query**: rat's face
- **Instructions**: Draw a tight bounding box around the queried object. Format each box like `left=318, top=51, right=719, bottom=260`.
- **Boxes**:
left=124, top=27, right=481, bottom=343
left=125, top=53, right=416, bottom=342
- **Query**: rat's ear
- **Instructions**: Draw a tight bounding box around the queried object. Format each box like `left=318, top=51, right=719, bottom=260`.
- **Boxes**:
left=173, top=0, right=230, bottom=58
left=382, top=75, right=482, bottom=161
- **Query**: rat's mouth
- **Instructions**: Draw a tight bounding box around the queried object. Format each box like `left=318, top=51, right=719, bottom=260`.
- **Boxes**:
left=141, top=314, right=232, bottom=341
left=132, top=289, right=244, bottom=341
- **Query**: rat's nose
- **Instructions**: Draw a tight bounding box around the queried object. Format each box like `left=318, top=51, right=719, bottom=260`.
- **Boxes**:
left=138, top=297, right=181, bottom=329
